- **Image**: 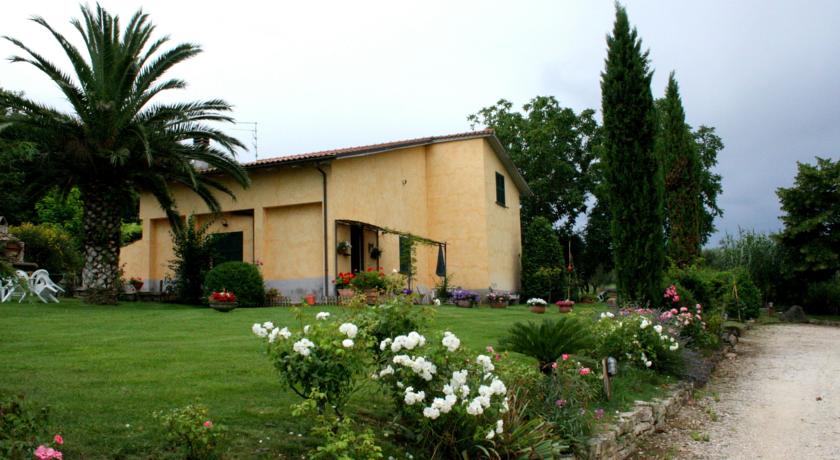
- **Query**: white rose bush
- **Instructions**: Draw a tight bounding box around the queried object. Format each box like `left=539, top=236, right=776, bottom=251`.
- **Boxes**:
left=594, top=309, right=683, bottom=374
left=252, top=313, right=372, bottom=415
left=373, top=329, right=511, bottom=457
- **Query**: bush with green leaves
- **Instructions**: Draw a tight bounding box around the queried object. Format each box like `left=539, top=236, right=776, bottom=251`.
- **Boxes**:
left=169, top=216, right=217, bottom=305
left=521, top=216, right=564, bottom=300
left=121, top=222, right=142, bottom=246
left=704, top=229, right=786, bottom=303
left=353, top=295, right=434, bottom=359
left=252, top=312, right=372, bottom=415
left=204, top=261, right=264, bottom=307
left=154, top=404, right=224, bottom=460
left=804, top=277, right=840, bottom=315
left=714, top=269, right=761, bottom=321
left=0, top=394, right=51, bottom=459
left=595, top=311, right=683, bottom=375
left=499, top=318, right=595, bottom=373
left=292, top=393, right=383, bottom=460
left=374, top=329, right=510, bottom=459
left=536, top=355, right=603, bottom=451
left=10, top=223, right=82, bottom=276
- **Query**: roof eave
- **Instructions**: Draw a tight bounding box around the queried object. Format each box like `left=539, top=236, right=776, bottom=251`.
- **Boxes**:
left=485, top=135, right=533, bottom=197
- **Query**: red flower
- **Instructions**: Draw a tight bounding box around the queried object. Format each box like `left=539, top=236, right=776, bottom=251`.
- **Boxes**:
left=53, top=434, right=63, bottom=445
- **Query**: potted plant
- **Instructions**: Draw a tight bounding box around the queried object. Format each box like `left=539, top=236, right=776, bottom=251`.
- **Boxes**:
left=336, top=241, right=352, bottom=256
left=527, top=298, right=547, bottom=314
left=334, top=272, right=355, bottom=297
left=486, top=288, right=511, bottom=308
left=208, top=290, right=237, bottom=312
left=350, top=267, right=386, bottom=304
left=369, top=246, right=382, bottom=260
left=451, top=289, right=478, bottom=308
left=129, top=276, right=144, bottom=291
left=555, top=299, right=574, bottom=313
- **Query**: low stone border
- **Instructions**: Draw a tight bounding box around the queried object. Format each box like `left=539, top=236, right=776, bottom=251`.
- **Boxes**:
left=585, top=381, right=694, bottom=459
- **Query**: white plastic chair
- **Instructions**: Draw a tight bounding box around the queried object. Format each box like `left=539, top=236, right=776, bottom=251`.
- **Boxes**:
left=30, top=269, right=63, bottom=303
left=0, top=277, right=14, bottom=302
left=4, top=270, right=31, bottom=303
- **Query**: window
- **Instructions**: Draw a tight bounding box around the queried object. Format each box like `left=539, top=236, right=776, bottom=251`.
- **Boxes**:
left=210, top=231, right=244, bottom=264
left=495, top=172, right=506, bottom=206
left=399, top=236, right=413, bottom=274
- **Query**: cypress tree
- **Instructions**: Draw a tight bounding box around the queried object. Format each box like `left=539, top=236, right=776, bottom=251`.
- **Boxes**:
left=657, top=73, right=703, bottom=266
left=600, top=5, right=664, bottom=304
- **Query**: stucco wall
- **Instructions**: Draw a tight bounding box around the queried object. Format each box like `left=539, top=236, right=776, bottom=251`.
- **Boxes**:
left=482, top=141, right=522, bottom=291
left=425, top=139, right=491, bottom=290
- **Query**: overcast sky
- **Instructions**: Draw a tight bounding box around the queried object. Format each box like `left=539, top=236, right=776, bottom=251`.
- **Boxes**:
left=2, top=1, right=838, bottom=244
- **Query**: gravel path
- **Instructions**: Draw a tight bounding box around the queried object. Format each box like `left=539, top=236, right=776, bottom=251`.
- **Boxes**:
left=632, top=324, right=840, bottom=459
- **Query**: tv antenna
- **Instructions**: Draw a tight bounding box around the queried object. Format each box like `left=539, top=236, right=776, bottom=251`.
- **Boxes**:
left=232, top=121, right=258, bottom=159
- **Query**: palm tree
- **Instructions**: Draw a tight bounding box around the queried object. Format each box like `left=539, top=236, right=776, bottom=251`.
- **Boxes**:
left=0, top=4, right=250, bottom=303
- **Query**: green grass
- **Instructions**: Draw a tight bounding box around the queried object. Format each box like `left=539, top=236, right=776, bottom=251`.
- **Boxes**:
left=0, top=299, right=625, bottom=458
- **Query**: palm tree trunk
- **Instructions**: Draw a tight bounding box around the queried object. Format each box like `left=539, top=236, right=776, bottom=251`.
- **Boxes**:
left=80, top=184, right=123, bottom=304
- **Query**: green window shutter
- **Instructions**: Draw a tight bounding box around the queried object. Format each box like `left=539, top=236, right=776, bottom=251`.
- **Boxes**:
left=495, top=172, right=506, bottom=206
left=399, top=236, right=412, bottom=274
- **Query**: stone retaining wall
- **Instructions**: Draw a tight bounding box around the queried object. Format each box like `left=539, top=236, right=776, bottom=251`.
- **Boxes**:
left=585, top=382, right=694, bottom=459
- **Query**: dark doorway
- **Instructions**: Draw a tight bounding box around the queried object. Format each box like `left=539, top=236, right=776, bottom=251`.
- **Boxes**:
left=350, top=225, right=364, bottom=273
left=211, top=231, right=244, bottom=265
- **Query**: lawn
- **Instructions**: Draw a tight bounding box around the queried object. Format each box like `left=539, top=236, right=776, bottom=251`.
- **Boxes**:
left=0, top=299, right=610, bottom=458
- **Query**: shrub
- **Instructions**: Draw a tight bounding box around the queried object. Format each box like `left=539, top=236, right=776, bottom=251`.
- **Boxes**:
left=120, top=222, right=142, bottom=246
left=499, top=318, right=595, bottom=372
left=354, top=296, right=434, bottom=359
left=154, top=404, right=224, bottom=460
left=252, top=314, right=372, bottom=415
left=704, top=229, right=785, bottom=303
left=170, top=216, right=218, bottom=305
left=536, top=356, right=603, bottom=451
left=715, top=269, right=761, bottom=320
left=521, top=217, right=564, bottom=300
left=204, top=261, right=264, bottom=308
left=374, top=330, right=510, bottom=459
left=433, top=274, right=454, bottom=302
left=595, top=311, right=683, bottom=375
left=10, top=223, right=82, bottom=276
left=804, top=277, right=840, bottom=315
left=349, top=268, right=386, bottom=291
left=0, top=394, right=51, bottom=459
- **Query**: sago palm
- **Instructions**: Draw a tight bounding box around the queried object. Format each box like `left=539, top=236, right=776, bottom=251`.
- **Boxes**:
left=499, top=317, right=594, bottom=372
left=0, top=4, right=250, bottom=303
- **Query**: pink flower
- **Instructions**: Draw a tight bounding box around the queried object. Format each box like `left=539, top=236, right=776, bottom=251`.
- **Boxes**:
left=34, top=446, right=62, bottom=460
left=674, top=295, right=680, bottom=302
left=555, top=399, right=567, bottom=407
left=486, top=345, right=495, bottom=354
left=696, top=304, right=702, bottom=311
left=670, top=308, right=678, bottom=315
left=494, top=353, right=501, bottom=361
left=594, top=408, right=605, bottom=419
left=680, top=307, right=688, bottom=313
left=562, top=354, right=570, bottom=361
left=203, top=420, right=213, bottom=428
left=579, top=367, right=591, bottom=376
left=53, top=434, right=63, bottom=445
left=551, top=361, right=558, bottom=369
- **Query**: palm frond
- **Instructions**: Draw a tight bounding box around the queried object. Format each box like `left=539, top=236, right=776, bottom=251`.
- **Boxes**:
left=499, top=318, right=595, bottom=370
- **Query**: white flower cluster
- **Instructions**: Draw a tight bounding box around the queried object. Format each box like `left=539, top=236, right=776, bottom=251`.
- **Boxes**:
left=640, top=351, right=652, bottom=368
left=403, top=386, right=426, bottom=405
left=316, top=311, right=330, bottom=320
left=293, top=338, right=315, bottom=357
left=338, top=323, right=358, bottom=339
left=526, top=298, right=547, bottom=306
left=393, top=354, right=438, bottom=381
left=389, top=331, right=426, bottom=352
left=466, top=378, right=506, bottom=415
left=640, top=318, right=651, bottom=329
left=441, top=331, right=460, bottom=352
left=599, top=311, right=615, bottom=320
left=252, top=322, right=291, bottom=343
left=342, top=339, right=354, bottom=348
left=423, top=394, right=458, bottom=419
left=485, top=419, right=504, bottom=439
left=653, top=324, right=663, bottom=333
left=476, top=354, right=495, bottom=373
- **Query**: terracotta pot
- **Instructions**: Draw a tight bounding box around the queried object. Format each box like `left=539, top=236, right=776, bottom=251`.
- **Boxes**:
left=338, top=288, right=354, bottom=297
left=130, top=281, right=144, bottom=291
left=530, top=305, right=546, bottom=314
left=489, top=301, right=508, bottom=309
left=456, top=300, right=473, bottom=308
left=556, top=300, right=575, bottom=313
left=305, top=294, right=316, bottom=305
left=209, top=301, right=237, bottom=312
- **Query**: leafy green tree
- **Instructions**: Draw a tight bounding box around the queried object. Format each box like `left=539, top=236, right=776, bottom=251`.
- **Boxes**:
left=704, top=229, right=785, bottom=304
left=521, top=216, right=564, bottom=300
left=468, top=96, right=600, bottom=229
left=692, top=125, right=724, bottom=244
left=655, top=73, right=703, bottom=266
left=600, top=5, right=664, bottom=304
left=776, top=157, right=840, bottom=282
left=35, top=187, right=84, bottom=245
left=581, top=197, right=614, bottom=289
left=0, top=5, right=250, bottom=303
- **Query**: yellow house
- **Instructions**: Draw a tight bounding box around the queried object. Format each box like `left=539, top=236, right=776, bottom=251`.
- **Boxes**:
left=121, top=129, right=530, bottom=299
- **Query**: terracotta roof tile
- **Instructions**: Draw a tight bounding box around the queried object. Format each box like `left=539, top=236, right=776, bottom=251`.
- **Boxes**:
left=243, top=128, right=495, bottom=168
